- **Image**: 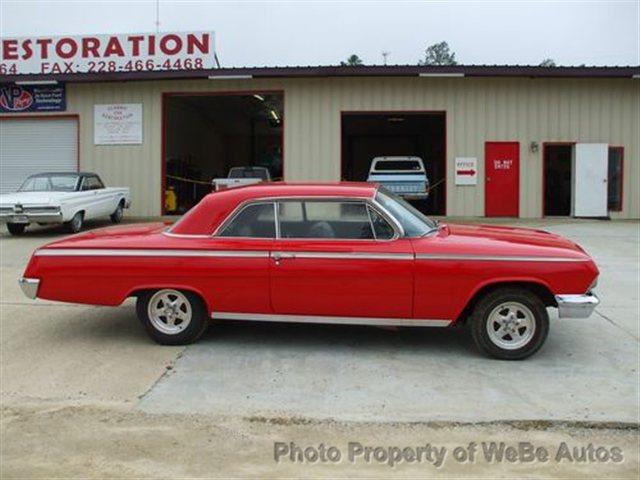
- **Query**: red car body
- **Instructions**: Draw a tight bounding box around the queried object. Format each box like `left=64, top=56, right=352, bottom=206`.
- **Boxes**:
left=19, top=183, right=599, bottom=356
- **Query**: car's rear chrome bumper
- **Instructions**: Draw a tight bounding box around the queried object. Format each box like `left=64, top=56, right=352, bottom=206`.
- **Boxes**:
left=18, top=277, right=40, bottom=299
left=556, top=292, right=599, bottom=318
left=0, top=212, right=63, bottom=224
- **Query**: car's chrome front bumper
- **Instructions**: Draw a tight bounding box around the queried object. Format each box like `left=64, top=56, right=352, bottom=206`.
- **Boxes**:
left=556, top=292, right=599, bottom=318
left=19, top=277, right=40, bottom=299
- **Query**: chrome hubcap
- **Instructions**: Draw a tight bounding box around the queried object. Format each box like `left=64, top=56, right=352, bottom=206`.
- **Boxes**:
left=486, top=301, right=536, bottom=350
left=148, top=289, right=192, bottom=335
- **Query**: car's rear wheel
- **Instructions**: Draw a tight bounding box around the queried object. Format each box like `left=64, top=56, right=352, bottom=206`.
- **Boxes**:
left=470, top=287, right=549, bottom=360
left=110, top=201, right=124, bottom=223
left=64, top=212, right=84, bottom=233
left=7, top=223, right=27, bottom=236
left=136, top=289, right=209, bottom=345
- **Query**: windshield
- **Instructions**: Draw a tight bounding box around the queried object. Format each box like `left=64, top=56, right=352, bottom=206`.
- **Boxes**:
left=19, top=175, right=79, bottom=192
left=228, top=167, right=269, bottom=180
left=374, top=160, right=423, bottom=171
left=375, top=187, right=437, bottom=237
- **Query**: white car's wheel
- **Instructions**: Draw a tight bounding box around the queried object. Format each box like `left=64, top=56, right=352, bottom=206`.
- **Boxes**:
left=110, top=202, right=124, bottom=223
left=7, top=223, right=27, bottom=236
left=64, top=212, right=84, bottom=233
left=136, top=289, right=209, bottom=345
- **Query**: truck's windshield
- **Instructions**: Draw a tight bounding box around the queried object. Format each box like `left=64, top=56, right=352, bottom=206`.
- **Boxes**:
left=375, top=187, right=437, bottom=237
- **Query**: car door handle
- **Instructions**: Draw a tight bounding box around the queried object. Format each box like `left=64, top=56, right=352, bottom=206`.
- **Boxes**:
left=272, top=252, right=296, bottom=262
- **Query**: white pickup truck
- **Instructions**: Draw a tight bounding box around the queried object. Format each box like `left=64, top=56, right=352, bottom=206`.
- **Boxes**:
left=0, top=172, right=130, bottom=236
left=212, top=166, right=271, bottom=191
left=366, top=156, right=430, bottom=200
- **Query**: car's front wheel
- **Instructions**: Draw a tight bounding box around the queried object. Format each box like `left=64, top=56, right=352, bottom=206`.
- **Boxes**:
left=110, top=201, right=124, bottom=223
left=6, top=223, right=27, bottom=236
left=136, top=289, right=209, bottom=345
left=470, top=287, right=549, bottom=360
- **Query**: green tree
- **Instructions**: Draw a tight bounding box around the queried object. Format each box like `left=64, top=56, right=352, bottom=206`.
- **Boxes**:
left=539, top=58, right=556, bottom=67
left=341, top=54, right=364, bottom=66
left=420, top=41, right=457, bottom=65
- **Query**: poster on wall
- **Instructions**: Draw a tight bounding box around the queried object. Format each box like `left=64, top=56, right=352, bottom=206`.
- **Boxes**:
left=94, top=103, right=142, bottom=145
left=0, top=83, right=66, bottom=113
left=455, top=157, right=478, bottom=185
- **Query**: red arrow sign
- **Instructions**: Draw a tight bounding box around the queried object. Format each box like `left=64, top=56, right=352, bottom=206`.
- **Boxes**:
left=457, top=169, right=476, bottom=176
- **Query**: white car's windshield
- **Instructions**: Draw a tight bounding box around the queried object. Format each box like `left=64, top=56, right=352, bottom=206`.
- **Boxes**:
left=375, top=187, right=437, bottom=237
left=19, top=175, right=79, bottom=192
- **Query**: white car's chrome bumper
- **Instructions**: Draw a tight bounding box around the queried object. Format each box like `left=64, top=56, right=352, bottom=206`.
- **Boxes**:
left=19, top=277, right=40, bottom=299
left=0, top=211, right=62, bottom=224
left=556, top=292, right=599, bottom=318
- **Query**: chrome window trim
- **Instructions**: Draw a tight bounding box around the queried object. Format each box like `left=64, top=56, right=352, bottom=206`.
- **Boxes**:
left=162, top=230, right=211, bottom=239
left=270, top=251, right=413, bottom=261
left=35, top=248, right=269, bottom=258
left=212, top=311, right=451, bottom=327
left=415, top=253, right=590, bottom=262
left=212, top=195, right=403, bottom=242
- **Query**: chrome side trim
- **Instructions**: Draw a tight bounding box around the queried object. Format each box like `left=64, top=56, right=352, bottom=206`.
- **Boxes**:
left=212, top=311, right=452, bottom=327
left=162, top=230, right=211, bottom=239
left=34, top=248, right=269, bottom=258
left=556, top=292, right=599, bottom=318
left=271, top=251, right=413, bottom=260
left=18, top=277, right=40, bottom=299
left=415, top=254, right=590, bottom=262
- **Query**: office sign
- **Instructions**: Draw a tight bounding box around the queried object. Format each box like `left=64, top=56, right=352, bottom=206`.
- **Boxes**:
left=1, top=31, right=215, bottom=75
left=455, top=157, right=478, bottom=186
left=0, top=83, right=66, bottom=112
left=94, top=104, right=142, bottom=145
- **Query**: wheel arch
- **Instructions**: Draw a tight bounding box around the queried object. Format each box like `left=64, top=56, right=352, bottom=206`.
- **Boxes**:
left=455, top=279, right=556, bottom=324
left=126, top=285, right=211, bottom=313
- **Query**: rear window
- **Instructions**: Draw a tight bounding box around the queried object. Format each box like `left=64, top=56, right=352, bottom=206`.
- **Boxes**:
left=228, top=167, right=269, bottom=179
left=374, top=160, right=422, bottom=171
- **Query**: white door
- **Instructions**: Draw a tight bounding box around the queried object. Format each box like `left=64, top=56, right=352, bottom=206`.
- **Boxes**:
left=0, top=118, right=78, bottom=194
left=571, top=143, right=608, bottom=217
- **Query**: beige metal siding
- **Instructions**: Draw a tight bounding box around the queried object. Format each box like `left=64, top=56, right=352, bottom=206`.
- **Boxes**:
left=62, top=76, right=638, bottom=218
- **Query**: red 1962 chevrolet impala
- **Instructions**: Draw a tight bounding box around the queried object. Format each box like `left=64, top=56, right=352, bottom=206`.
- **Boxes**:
left=19, top=183, right=599, bottom=359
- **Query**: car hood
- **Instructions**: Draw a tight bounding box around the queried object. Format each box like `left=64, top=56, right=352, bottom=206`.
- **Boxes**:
left=0, top=191, right=75, bottom=206
left=413, top=223, right=590, bottom=259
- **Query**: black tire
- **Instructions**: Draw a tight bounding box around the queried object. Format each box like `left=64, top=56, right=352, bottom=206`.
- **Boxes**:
left=7, top=223, right=27, bottom=236
left=469, top=287, right=549, bottom=360
left=110, top=201, right=124, bottom=223
left=64, top=212, right=84, bottom=233
left=136, top=289, right=209, bottom=345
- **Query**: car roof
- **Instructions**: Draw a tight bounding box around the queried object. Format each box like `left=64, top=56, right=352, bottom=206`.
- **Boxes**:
left=28, top=172, right=98, bottom=177
left=171, top=182, right=379, bottom=235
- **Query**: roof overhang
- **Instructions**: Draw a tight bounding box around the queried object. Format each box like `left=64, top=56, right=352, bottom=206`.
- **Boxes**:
left=1, top=65, right=638, bottom=84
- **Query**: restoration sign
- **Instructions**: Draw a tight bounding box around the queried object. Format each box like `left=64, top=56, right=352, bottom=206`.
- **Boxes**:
left=0, top=83, right=65, bottom=112
left=94, top=104, right=142, bottom=145
left=455, top=157, right=478, bottom=186
left=1, top=31, right=215, bottom=75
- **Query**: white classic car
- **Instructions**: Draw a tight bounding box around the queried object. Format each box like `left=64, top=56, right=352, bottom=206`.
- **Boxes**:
left=0, top=172, right=130, bottom=235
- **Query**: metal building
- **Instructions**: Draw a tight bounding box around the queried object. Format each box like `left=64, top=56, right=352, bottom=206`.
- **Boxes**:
left=1, top=65, right=639, bottom=219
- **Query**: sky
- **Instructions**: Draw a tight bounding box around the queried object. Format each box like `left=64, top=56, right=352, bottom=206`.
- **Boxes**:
left=0, top=0, right=638, bottom=67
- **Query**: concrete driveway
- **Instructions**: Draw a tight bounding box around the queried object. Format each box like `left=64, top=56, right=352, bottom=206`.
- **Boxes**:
left=1, top=218, right=638, bottom=477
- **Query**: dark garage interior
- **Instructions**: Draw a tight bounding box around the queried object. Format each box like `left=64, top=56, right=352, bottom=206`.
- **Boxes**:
left=544, top=144, right=573, bottom=216
left=341, top=112, right=446, bottom=215
left=164, top=93, right=283, bottom=213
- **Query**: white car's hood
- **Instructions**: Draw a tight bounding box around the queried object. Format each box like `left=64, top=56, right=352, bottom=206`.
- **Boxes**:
left=0, top=191, right=74, bottom=206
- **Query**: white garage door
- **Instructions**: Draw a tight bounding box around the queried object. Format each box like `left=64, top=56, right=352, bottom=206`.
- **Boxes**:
left=0, top=117, right=78, bottom=194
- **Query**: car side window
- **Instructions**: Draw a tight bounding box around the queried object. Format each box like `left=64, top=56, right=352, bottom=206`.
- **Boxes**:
left=368, top=206, right=395, bottom=240
left=218, top=203, right=276, bottom=238
left=81, top=176, right=104, bottom=191
left=278, top=201, right=375, bottom=240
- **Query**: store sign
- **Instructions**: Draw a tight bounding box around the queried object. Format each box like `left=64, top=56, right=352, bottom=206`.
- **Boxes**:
left=0, top=83, right=66, bottom=112
left=94, top=104, right=142, bottom=145
left=1, top=31, right=215, bottom=75
left=455, top=157, right=477, bottom=186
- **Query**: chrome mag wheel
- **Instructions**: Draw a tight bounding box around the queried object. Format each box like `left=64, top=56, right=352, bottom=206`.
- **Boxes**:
left=147, top=289, right=193, bottom=335
left=486, top=301, right=536, bottom=350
